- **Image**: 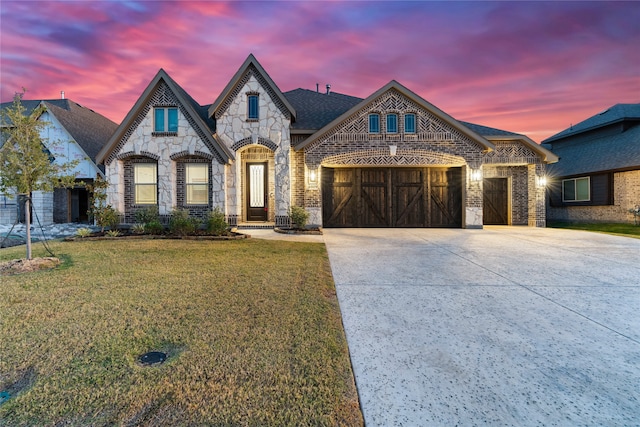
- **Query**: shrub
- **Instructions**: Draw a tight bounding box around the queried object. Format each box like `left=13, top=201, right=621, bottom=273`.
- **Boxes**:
left=206, top=207, right=229, bottom=236
left=106, top=229, right=121, bottom=237
left=75, top=227, right=92, bottom=238
left=96, top=205, right=120, bottom=232
left=135, top=206, right=159, bottom=225
left=289, top=205, right=309, bottom=229
left=145, top=220, right=164, bottom=235
left=169, top=209, right=200, bottom=236
left=131, top=223, right=146, bottom=234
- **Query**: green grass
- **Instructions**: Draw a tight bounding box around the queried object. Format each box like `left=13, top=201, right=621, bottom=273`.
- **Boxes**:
left=0, top=239, right=362, bottom=426
left=547, top=221, right=640, bottom=239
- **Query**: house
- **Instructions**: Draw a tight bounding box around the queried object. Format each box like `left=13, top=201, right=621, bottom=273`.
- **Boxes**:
left=96, top=54, right=557, bottom=229
left=543, top=103, right=640, bottom=223
left=0, top=98, right=118, bottom=225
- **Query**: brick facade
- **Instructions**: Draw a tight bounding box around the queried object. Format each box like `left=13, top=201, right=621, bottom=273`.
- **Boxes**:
left=547, top=169, right=640, bottom=223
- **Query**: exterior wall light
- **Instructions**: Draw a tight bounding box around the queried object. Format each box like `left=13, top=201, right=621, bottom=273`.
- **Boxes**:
left=536, top=175, right=547, bottom=187
left=389, top=145, right=397, bottom=156
left=470, top=169, right=483, bottom=182
left=308, top=167, right=318, bottom=188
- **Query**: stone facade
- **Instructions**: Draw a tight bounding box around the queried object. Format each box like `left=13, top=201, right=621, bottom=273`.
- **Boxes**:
left=215, top=70, right=292, bottom=225
left=547, top=169, right=640, bottom=223
left=105, top=82, right=225, bottom=221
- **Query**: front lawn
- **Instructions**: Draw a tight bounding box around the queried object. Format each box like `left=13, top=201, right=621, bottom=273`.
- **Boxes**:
left=547, top=221, right=640, bottom=239
left=0, top=239, right=362, bottom=426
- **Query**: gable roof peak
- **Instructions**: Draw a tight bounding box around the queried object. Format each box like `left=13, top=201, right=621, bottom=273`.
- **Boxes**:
left=96, top=68, right=232, bottom=164
left=208, top=54, right=296, bottom=121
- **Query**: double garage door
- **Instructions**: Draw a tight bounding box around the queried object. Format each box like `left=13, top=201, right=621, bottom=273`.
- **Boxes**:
left=322, top=167, right=462, bottom=228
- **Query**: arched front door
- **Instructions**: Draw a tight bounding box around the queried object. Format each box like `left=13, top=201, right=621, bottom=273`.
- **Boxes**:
left=246, top=162, right=268, bottom=221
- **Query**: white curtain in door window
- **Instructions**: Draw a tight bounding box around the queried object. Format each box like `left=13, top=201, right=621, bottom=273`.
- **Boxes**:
left=249, top=165, right=264, bottom=207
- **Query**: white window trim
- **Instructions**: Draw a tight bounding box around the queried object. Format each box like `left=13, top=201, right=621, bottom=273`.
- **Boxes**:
left=134, top=163, right=158, bottom=205
left=185, top=163, right=209, bottom=205
left=154, top=107, right=178, bottom=133
left=562, top=176, right=591, bottom=202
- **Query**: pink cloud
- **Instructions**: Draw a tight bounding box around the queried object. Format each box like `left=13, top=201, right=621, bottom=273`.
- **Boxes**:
left=1, top=1, right=638, bottom=142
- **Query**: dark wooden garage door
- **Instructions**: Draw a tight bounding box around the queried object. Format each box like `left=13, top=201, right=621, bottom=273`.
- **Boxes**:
left=322, top=167, right=462, bottom=228
left=483, top=178, right=508, bottom=225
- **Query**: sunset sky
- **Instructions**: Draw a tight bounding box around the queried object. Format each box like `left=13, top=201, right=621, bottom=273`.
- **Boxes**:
left=1, top=1, right=638, bottom=143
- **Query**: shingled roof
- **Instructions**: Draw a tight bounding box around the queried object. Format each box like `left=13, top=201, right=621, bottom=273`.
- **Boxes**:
left=0, top=99, right=117, bottom=162
left=542, top=103, right=640, bottom=177
left=543, top=103, right=640, bottom=143
left=284, top=88, right=363, bottom=131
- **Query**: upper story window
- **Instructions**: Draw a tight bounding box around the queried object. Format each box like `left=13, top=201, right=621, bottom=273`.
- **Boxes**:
left=404, top=114, right=416, bottom=133
left=562, top=177, right=590, bottom=202
left=134, top=163, right=157, bottom=205
left=185, top=163, right=209, bottom=205
left=386, top=114, right=398, bottom=133
left=247, top=94, right=259, bottom=120
left=368, top=114, right=380, bottom=133
left=154, top=107, right=178, bottom=133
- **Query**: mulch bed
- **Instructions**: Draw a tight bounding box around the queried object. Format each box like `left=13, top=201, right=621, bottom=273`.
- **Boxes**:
left=0, top=257, right=60, bottom=276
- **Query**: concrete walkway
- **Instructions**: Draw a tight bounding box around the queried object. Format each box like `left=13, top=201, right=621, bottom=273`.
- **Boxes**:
left=322, top=227, right=640, bottom=426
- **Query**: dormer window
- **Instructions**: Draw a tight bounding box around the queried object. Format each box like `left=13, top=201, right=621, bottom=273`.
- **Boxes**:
left=154, top=107, right=178, bottom=133
left=247, top=94, right=259, bottom=120
left=368, top=114, right=380, bottom=133
left=386, top=114, right=398, bottom=133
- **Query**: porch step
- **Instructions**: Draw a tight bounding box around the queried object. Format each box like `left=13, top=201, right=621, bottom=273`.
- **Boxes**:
left=235, top=222, right=275, bottom=230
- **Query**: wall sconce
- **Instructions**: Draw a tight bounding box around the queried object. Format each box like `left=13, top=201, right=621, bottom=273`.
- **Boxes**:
left=470, top=169, right=482, bottom=182
left=389, top=145, right=397, bottom=156
left=536, top=175, right=547, bottom=187
left=308, top=167, right=318, bottom=188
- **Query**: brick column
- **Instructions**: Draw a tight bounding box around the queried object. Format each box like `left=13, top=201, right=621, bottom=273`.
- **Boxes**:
left=528, top=164, right=546, bottom=227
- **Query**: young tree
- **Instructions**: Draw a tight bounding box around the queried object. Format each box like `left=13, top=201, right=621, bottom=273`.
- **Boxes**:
left=0, top=91, right=78, bottom=259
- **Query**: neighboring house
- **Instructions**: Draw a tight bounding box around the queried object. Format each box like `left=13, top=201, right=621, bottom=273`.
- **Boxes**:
left=96, top=54, right=557, bottom=229
left=0, top=98, right=118, bottom=225
left=543, top=103, right=640, bottom=223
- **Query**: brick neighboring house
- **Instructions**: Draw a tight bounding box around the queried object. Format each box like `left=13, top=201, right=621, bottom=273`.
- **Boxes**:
left=543, top=103, right=640, bottom=223
left=97, top=54, right=557, bottom=229
left=0, top=98, right=118, bottom=225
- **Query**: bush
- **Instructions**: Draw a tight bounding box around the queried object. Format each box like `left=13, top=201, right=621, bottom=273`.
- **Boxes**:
left=145, top=220, right=164, bottom=235
left=96, top=205, right=120, bottom=232
left=106, top=229, right=121, bottom=237
left=206, top=207, right=229, bottom=236
left=169, top=209, right=200, bottom=236
left=75, top=227, right=92, bottom=238
left=131, top=223, right=146, bottom=234
left=135, top=206, right=159, bottom=225
left=289, top=205, right=309, bottom=229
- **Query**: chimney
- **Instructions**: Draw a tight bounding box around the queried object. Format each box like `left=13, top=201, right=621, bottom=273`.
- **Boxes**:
left=326, top=84, right=331, bottom=95
left=316, top=83, right=319, bottom=93
left=60, top=91, right=65, bottom=99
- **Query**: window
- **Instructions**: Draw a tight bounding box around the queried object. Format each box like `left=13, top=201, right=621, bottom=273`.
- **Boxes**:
left=404, top=114, right=416, bottom=133
left=386, top=114, right=398, bottom=133
left=562, top=177, right=590, bottom=202
left=185, top=164, right=209, bottom=205
left=368, top=114, right=380, bottom=133
left=248, top=94, right=259, bottom=120
left=134, top=163, right=157, bottom=204
left=154, top=107, right=178, bottom=133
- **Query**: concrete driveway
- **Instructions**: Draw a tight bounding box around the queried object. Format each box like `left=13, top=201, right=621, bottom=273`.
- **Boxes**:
left=323, top=227, right=640, bottom=426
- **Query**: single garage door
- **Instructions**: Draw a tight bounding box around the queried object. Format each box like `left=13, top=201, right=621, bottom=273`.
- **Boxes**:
left=322, top=167, right=462, bottom=227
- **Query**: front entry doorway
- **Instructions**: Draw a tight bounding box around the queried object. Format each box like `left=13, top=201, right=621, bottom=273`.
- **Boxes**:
left=483, top=178, right=509, bottom=225
left=246, top=162, right=268, bottom=221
